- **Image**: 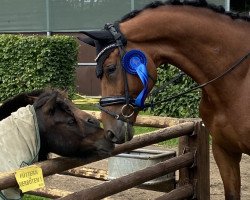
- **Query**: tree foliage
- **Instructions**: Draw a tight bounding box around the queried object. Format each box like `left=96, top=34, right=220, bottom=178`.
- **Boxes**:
left=148, top=64, right=201, bottom=118
left=0, top=34, right=78, bottom=101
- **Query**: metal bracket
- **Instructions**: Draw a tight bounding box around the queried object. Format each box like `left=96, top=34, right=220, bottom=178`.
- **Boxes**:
left=192, top=179, right=198, bottom=199
left=190, top=129, right=197, bottom=137
left=190, top=148, right=197, bottom=168
left=182, top=146, right=189, bottom=155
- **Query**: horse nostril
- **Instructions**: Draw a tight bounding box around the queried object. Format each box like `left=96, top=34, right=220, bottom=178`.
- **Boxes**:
left=107, top=130, right=115, bottom=139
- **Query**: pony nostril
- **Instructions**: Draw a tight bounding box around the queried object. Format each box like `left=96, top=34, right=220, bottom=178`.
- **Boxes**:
left=87, top=118, right=94, bottom=124
left=107, top=130, right=118, bottom=143
left=87, top=118, right=100, bottom=127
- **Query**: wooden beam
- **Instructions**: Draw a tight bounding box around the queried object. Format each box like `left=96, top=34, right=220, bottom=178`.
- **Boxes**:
left=178, top=121, right=210, bottom=200
left=155, top=184, right=193, bottom=200
left=191, top=122, right=210, bottom=200
left=28, top=188, right=72, bottom=199
left=0, top=122, right=194, bottom=190
left=114, top=121, right=194, bottom=154
left=58, top=152, right=194, bottom=200
left=83, top=110, right=199, bottom=128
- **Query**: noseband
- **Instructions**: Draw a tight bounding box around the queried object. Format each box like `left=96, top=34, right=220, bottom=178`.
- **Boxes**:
left=96, top=23, right=150, bottom=122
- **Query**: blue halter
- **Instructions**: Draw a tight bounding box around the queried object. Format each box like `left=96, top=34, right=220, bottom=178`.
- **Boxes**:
left=122, top=49, right=149, bottom=108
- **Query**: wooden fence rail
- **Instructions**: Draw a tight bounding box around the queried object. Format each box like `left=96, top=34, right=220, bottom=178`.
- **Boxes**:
left=0, top=122, right=194, bottom=191
left=155, top=184, right=194, bottom=200
left=58, top=152, right=194, bottom=200
left=57, top=121, right=209, bottom=200
left=0, top=120, right=209, bottom=200
left=83, top=110, right=199, bottom=128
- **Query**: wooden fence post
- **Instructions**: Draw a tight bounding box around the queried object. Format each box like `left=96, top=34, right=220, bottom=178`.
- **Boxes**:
left=179, top=121, right=210, bottom=200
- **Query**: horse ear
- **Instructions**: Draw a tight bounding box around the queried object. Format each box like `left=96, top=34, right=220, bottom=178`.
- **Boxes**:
left=77, top=37, right=95, bottom=47
left=80, top=30, right=113, bottom=41
left=43, top=92, right=58, bottom=115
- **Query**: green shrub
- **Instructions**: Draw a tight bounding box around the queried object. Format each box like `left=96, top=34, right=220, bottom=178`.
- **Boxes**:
left=0, top=34, right=78, bottom=101
left=148, top=65, right=201, bottom=118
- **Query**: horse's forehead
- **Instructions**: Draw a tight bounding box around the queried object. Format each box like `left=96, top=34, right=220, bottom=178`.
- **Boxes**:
left=95, top=40, right=115, bottom=54
left=104, top=49, right=120, bottom=63
left=95, top=45, right=120, bottom=78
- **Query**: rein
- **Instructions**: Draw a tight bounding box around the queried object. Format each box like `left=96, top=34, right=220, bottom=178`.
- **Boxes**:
left=146, top=51, right=250, bottom=108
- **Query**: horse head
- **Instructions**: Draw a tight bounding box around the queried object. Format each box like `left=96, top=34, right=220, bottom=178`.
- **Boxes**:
left=80, top=23, right=157, bottom=144
left=32, top=89, right=114, bottom=159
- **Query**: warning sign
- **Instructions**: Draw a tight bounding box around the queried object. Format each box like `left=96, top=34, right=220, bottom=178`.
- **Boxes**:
left=15, top=166, right=45, bottom=192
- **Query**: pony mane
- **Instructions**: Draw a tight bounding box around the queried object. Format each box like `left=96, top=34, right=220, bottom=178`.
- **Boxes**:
left=0, top=88, right=67, bottom=121
left=33, top=89, right=68, bottom=106
left=120, top=0, right=250, bottom=22
left=32, top=88, right=74, bottom=117
left=0, top=89, right=45, bottom=121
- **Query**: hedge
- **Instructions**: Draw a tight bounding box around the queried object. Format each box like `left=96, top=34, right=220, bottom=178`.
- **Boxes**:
left=0, top=34, right=78, bottom=101
left=148, top=64, right=201, bottom=118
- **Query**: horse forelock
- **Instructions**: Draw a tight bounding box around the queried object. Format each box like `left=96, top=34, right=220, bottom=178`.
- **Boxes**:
left=93, top=22, right=127, bottom=79
left=33, top=89, right=68, bottom=109
left=120, top=0, right=250, bottom=23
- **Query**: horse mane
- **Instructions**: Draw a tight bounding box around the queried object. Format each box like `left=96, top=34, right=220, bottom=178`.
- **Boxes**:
left=0, top=88, right=68, bottom=121
left=120, top=0, right=250, bottom=22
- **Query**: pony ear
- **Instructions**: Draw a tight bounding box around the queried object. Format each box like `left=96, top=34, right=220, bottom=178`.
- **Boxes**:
left=77, top=37, right=95, bottom=47
left=43, top=92, right=58, bottom=115
left=27, top=95, right=38, bottom=104
left=80, top=30, right=113, bottom=41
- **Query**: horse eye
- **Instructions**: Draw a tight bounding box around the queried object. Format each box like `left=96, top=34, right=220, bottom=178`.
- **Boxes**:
left=68, top=118, right=76, bottom=126
left=106, top=64, right=116, bottom=75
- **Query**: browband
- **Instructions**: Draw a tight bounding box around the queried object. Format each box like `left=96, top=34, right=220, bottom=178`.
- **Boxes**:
left=95, top=43, right=118, bottom=62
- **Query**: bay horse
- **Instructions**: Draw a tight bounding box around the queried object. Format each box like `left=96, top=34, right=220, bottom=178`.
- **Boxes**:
left=80, top=0, right=250, bottom=199
left=0, top=89, right=114, bottom=199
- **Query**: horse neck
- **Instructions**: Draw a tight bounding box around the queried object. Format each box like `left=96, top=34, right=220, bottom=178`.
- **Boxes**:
left=120, top=6, right=250, bottom=85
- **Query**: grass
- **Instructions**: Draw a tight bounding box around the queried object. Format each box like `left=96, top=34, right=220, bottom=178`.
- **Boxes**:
left=72, top=95, right=100, bottom=111
left=134, top=126, right=178, bottom=147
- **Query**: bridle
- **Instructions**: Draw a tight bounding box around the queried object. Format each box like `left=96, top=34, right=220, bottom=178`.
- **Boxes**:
left=96, top=23, right=151, bottom=122
left=95, top=23, right=250, bottom=122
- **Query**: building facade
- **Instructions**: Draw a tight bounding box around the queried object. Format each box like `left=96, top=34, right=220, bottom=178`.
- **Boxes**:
left=0, top=0, right=248, bottom=95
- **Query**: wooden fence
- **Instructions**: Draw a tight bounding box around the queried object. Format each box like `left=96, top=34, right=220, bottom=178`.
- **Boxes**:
left=0, top=120, right=209, bottom=200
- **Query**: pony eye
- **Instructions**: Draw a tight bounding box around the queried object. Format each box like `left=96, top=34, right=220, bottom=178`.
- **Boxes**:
left=68, top=118, right=76, bottom=126
left=106, top=64, right=116, bottom=75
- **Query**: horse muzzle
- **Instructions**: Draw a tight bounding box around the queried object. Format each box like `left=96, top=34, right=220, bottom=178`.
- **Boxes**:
left=105, top=118, right=134, bottom=144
